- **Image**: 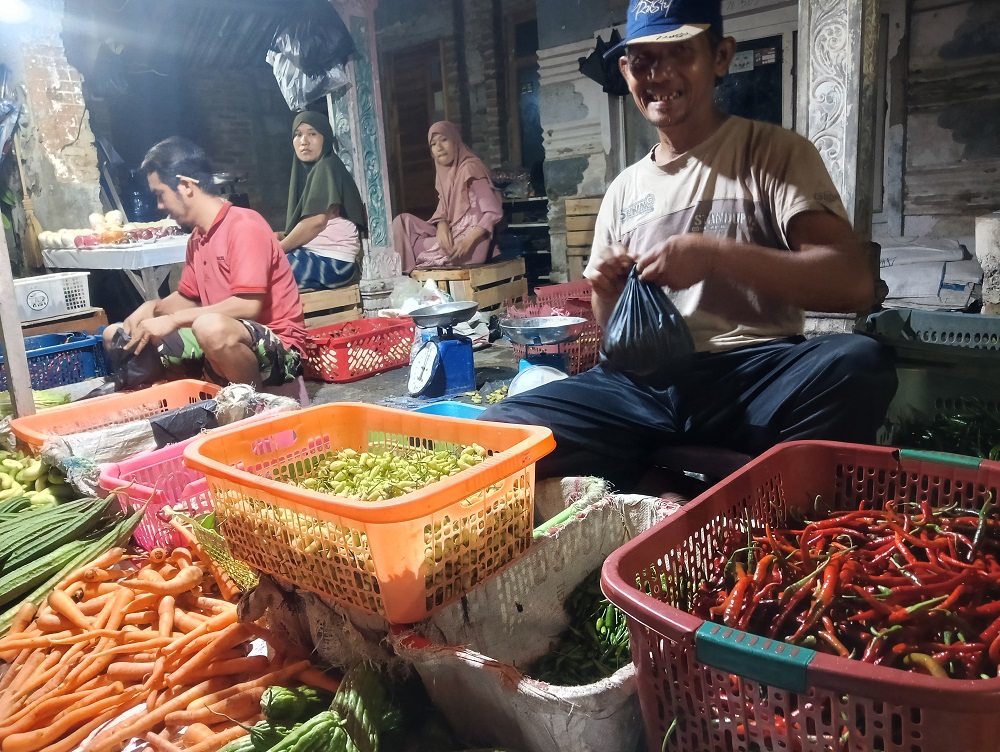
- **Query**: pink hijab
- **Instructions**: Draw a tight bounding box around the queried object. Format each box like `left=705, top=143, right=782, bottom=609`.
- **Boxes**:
left=428, top=121, right=496, bottom=225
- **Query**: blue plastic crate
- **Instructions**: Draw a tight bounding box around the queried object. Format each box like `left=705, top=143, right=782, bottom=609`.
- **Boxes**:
left=0, top=333, right=103, bottom=391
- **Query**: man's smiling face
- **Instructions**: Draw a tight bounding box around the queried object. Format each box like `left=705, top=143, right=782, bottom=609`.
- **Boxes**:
left=619, top=33, right=733, bottom=135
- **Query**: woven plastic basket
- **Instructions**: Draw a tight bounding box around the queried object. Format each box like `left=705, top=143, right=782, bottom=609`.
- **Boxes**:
left=302, top=317, right=415, bottom=383
left=184, top=403, right=555, bottom=623
left=603, top=441, right=1000, bottom=752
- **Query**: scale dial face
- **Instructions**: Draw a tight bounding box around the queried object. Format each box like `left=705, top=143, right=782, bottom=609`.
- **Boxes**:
left=408, top=340, right=441, bottom=396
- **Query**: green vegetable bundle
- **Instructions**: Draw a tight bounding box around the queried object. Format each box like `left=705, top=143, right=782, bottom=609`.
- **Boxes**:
left=528, top=569, right=632, bottom=686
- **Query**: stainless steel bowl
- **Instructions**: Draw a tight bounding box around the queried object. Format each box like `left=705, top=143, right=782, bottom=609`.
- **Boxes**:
left=408, top=300, right=479, bottom=329
left=499, top=316, right=589, bottom=346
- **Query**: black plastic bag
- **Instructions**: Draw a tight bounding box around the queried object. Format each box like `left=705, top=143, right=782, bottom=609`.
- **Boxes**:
left=150, top=400, right=218, bottom=447
left=270, top=0, right=356, bottom=76
left=601, top=267, right=695, bottom=382
left=108, top=328, right=166, bottom=391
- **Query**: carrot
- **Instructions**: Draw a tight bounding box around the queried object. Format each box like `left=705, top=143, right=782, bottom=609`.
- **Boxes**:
left=169, top=546, right=194, bottom=569
left=32, top=613, right=76, bottom=632
left=105, top=660, right=156, bottom=682
left=144, top=731, right=184, bottom=752
left=164, top=685, right=265, bottom=727
left=182, top=723, right=216, bottom=746
left=55, top=547, right=125, bottom=590
left=173, top=608, right=207, bottom=633
left=1, top=649, right=46, bottom=696
left=170, top=520, right=241, bottom=601
left=7, top=649, right=62, bottom=701
left=297, top=666, right=342, bottom=695
left=186, top=659, right=307, bottom=712
left=123, top=609, right=160, bottom=626
left=0, top=632, right=73, bottom=653
left=82, top=678, right=219, bottom=752
left=157, top=563, right=180, bottom=580
left=164, top=608, right=237, bottom=657
left=3, top=686, right=140, bottom=752
left=148, top=547, right=169, bottom=566
left=183, top=725, right=249, bottom=752
left=76, top=591, right=115, bottom=617
left=31, top=693, right=141, bottom=752
left=0, top=682, right=111, bottom=736
left=5, top=603, right=37, bottom=639
left=166, top=622, right=250, bottom=688
left=122, top=566, right=204, bottom=595
left=46, top=589, right=93, bottom=630
left=183, top=595, right=235, bottom=615
left=168, top=654, right=269, bottom=687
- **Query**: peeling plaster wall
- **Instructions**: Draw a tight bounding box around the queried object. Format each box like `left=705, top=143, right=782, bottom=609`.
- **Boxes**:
left=0, top=0, right=101, bottom=234
left=905, top=0, right=1000, bottom=239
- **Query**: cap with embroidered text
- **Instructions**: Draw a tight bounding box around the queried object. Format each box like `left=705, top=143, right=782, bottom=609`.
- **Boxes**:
left=605, top=0, right=724, bottom=59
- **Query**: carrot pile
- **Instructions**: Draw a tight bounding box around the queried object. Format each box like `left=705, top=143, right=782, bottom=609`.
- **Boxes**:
left=0, top=544, right=336, bottom=752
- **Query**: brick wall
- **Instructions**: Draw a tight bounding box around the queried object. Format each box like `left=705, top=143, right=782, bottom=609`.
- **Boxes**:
left=463, top=0, right=504, bottom=169
left=188, top=67, right=293, bottom=229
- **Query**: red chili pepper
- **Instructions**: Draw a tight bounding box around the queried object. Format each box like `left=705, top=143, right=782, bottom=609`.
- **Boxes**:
left=790, top=559, right=841, bottom=641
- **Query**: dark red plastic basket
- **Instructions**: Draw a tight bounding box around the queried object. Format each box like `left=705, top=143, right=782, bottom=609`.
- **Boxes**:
left=602, top=441, right=1000, bottom=752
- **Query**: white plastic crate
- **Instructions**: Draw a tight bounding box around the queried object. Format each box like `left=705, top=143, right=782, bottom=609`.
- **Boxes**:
left=14, top=272, right=91, bottom=323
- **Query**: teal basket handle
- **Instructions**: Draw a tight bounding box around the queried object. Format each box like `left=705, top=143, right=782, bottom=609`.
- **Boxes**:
left=898, top=448, right=982, bottom=469
left=696, top=623, right=815, bottom=693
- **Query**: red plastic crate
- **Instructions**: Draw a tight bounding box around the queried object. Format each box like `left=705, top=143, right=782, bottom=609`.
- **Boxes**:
left=99, top=438, right=212, bottom=551
left=602, top=441, right=1000, bottom=752
left=302, top=317, right=415, bottom=383
left=507, top=281, right=602, bottom=375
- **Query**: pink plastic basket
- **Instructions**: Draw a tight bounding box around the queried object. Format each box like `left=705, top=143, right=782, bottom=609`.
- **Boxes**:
left=603, top=441, right=1000, bottom=752
left=99, top=438, right=213, bottom=551
left=507, top=280, right=602, bottom=375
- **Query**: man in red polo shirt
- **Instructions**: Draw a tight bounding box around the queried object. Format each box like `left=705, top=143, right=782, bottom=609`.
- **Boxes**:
left=102, top=137, right=307, bottom=388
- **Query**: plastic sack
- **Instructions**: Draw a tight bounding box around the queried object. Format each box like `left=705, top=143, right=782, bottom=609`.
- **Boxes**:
left=267, top=50, right=351, bottom=111
left=601, top=267, right=694, bottom=382
left=108, top=329, right=166, bottom=391
left=270, top=0, right=356, bottom=76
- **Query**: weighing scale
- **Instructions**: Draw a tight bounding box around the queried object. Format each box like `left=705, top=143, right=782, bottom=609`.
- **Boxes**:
left=498, top=316, right=589, bottom=395
left=407, top=301, right=479, bottom=398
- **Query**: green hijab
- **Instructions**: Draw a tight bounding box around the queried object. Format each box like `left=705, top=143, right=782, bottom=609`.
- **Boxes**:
left=285, top=111, right=366, bottom=235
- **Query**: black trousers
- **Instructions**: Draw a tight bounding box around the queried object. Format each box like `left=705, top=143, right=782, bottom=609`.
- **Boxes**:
left=481, top=334, right=897, bottom=490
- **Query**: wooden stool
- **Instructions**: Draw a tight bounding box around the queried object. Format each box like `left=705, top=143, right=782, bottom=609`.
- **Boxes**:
left=564, top=197, right=601, bottom=281
left=410, top=257, right=527, bottom=312
left=300, top=285, right=362, bottom=328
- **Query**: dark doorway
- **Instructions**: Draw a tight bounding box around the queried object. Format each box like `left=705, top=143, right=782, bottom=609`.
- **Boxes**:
left=384, top=41, right=449, bottom=219
left=715, top=34, right=783, bottom=125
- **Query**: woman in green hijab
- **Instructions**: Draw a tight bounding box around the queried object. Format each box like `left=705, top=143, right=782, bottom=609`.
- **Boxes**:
left=281, top=111, right=366, bottom=290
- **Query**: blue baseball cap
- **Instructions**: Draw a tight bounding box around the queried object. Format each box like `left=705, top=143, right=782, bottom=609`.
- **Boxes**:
left=605, top=0, right=724, bottom=59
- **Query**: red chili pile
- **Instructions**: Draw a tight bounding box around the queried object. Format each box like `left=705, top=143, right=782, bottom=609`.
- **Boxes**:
left=692, top=497, right=1000, bottom=679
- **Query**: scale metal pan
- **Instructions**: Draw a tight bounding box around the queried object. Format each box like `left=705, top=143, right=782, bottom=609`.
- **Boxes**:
left=498, top=316, right=589, bottom=346
left=408, top=300, right=479, bottom=329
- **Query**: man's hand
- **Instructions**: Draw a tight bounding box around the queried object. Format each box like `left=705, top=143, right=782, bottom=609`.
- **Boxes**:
left=584, top=242, right=633, bottom=298
left=633, top=233, right=720, bottom=290
left=123, top=314, right=179, bottom=356
left=122, top=300, right=159, bottom=337
left=436, top=222, right=454, bottom=253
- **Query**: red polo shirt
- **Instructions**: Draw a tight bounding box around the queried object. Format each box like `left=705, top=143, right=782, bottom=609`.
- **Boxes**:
left=177, top=203, right=307, bottom=352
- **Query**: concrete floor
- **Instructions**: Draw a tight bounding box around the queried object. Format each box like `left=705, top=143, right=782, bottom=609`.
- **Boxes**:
left=306, top=340, right=521, bottom=406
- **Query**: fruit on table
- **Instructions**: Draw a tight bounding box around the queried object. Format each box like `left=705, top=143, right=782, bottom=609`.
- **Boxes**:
left=39, top=213, right=182, bottom=249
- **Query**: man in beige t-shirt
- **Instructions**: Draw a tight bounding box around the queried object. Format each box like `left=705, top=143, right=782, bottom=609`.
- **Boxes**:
left=481, top=0, right=896, bottom=490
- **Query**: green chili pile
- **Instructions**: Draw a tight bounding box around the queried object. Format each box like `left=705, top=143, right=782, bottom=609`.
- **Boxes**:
left=528, top=569, right=631, bottom=686
left=895, top=404, right=1000, bottom=461
left=693, top=496, right=1000, bottom=679
left=282, top=444, right=489, bottom=502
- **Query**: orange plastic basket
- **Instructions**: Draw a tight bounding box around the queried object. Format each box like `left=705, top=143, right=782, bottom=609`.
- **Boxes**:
left=10, top=379, right=220, bottom=453
left=183, top=403, right=555, bottom=624
left=302, top=317, right=415, bottom=383
left=603, top=441, right=1000, bottom=752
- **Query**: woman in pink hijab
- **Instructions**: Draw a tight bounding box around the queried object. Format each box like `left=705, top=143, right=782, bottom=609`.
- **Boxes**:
left=392, top=121, right=503, bottom=273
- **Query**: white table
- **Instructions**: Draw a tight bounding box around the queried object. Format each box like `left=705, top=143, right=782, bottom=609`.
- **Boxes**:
left=42, top=236, right=189, bottom=301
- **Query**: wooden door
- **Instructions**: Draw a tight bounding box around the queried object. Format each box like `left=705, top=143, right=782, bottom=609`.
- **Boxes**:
left=384, top=41, right=448, bottom=219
